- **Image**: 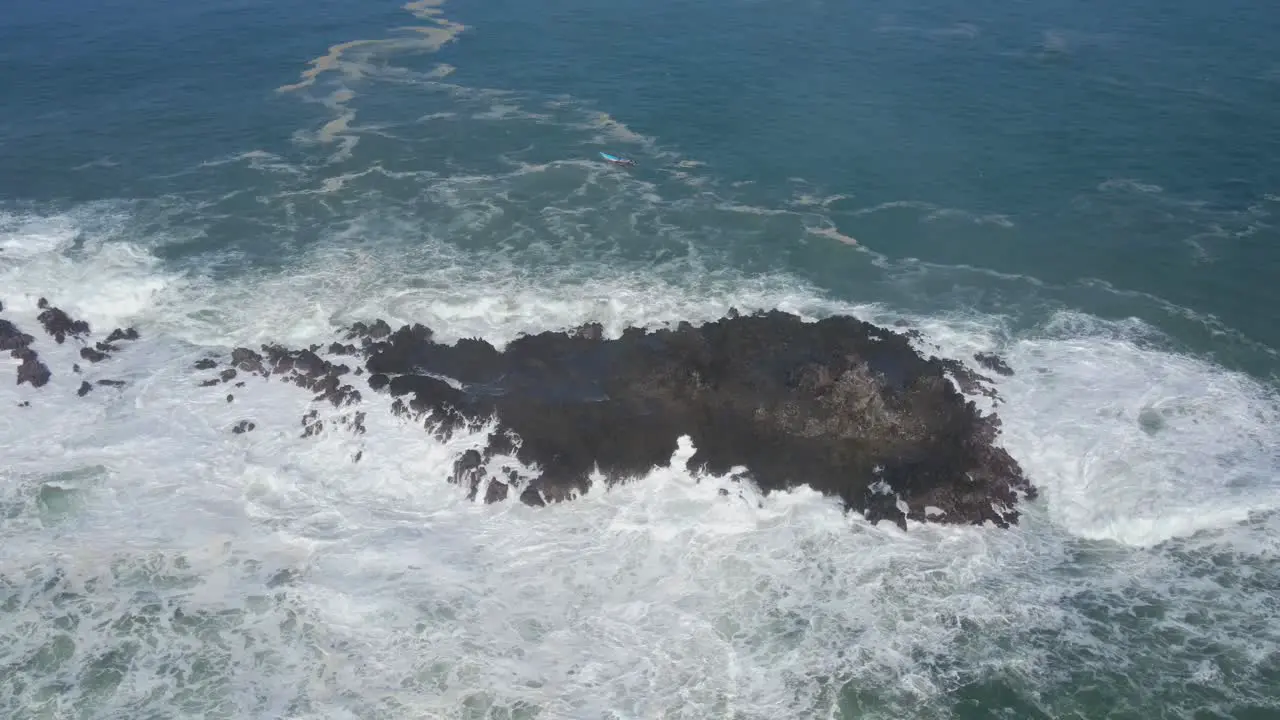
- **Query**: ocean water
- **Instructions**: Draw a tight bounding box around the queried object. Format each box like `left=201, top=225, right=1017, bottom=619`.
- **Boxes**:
left=2, top=0, right=1279, bottom=717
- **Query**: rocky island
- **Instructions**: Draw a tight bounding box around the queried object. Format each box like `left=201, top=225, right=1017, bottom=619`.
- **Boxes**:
left=2, top=298, right=1037, bottom=530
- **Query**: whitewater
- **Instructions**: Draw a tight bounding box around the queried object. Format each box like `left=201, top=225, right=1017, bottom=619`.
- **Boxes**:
left=3, top=0, right=1280, bottom=717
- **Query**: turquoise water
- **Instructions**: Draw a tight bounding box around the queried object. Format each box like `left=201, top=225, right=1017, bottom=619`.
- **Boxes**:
left=2, top=0, right=1278, bottom=717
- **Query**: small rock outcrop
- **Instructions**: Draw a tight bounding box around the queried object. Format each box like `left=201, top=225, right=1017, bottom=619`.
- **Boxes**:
left=3, top=300, right=139, bottom=390
left=2, top=314, right=50, bottom=388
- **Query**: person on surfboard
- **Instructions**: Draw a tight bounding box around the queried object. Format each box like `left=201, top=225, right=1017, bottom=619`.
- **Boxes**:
left=599, top=151, right=636, bottom=167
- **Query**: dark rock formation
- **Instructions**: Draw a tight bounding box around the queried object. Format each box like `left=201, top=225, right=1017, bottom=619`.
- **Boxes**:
left=337, top=309, right=1034, bottom=529
left=76, top=378, right=127, bottom=397
left=4, top=300, right=140, bottom=388
left=974, top=351, right=1014, bottom=377
left=16, top=349, right=51, bottom=388
left=2, top=314, right=51, bottom=388
left=37, top=297, right=91, bottom=343
left=0, top=318, right=34, bottom=354
left=9, top=295, right=1035, bottom=531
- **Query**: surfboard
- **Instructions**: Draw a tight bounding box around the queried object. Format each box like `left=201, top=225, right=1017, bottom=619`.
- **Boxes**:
left=599, top=151, right=634, bottom=165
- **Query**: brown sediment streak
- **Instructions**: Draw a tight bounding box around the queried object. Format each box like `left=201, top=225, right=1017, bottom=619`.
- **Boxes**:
left=276, top=0, right=467, bottom=94
left=277, top=39, right=380, bottom=93
left=275, top=0, right=466, bottom=160
left=318, top=110, right=354, bottom=143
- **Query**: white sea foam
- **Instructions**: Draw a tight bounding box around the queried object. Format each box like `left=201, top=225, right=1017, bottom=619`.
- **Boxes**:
left=2, top=203, right=1278, bottom=719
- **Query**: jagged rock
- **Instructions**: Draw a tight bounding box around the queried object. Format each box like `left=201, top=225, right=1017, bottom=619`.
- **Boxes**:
left=97, top=379, right=126, bottom=388
left=974, top=351, right=1014, bottom=377
left=70, top=328, right=140, bottom=365
left=483, top=430, right=517, bottom=461
left=226, top=394, right=234, bottom=403
left=77, top=381, right=92, bottom=397
left=520, top=485, right=546, bottom=507
left=485, top=479, right=509, bottom=503
left=36, top=299, right=90, bottom=343
left=0, top=319, right=34, bottom=353
left=232, top=420, right=255, bottom=434
left=256, top=344, right=362, bottom=407
left=345, top=319, right=391, bottom=344
left=231, top=347, right=266, bottom=375
left=15, top=349, right=51, bottom=388
left=194, top=358, right=217, bottom=370
left=452, top=448, right=484, bottom=493
left=302, top=416, right=323, bottom=438
left=342, top=309, right=1036, bottom=529
left=105, top=327, right=139, bottom=344
left=219, top=368, right=237, bottom=383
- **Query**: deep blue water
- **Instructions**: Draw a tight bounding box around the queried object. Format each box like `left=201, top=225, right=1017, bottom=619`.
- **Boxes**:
left=2, top=1, right=1279, bottom=718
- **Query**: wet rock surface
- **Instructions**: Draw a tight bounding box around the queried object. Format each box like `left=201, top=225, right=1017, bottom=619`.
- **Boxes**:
left=344, top=309, right=1036, bottom=529
left=974, top=351, right=1014, bottom=377
left=36, top=297, right=91, bottom=344
left=3, top=311, right=50, bottom=388
left=0, top=318, right=35, bottom=354
left=3, top=300, right=138, bottom=390
left=6, top=297, right=1035, bottom=530
left=16, top=349, right=52, bottom=388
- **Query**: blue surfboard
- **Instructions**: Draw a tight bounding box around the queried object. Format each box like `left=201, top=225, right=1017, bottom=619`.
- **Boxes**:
left=599, top=151, right=635, bottom=165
